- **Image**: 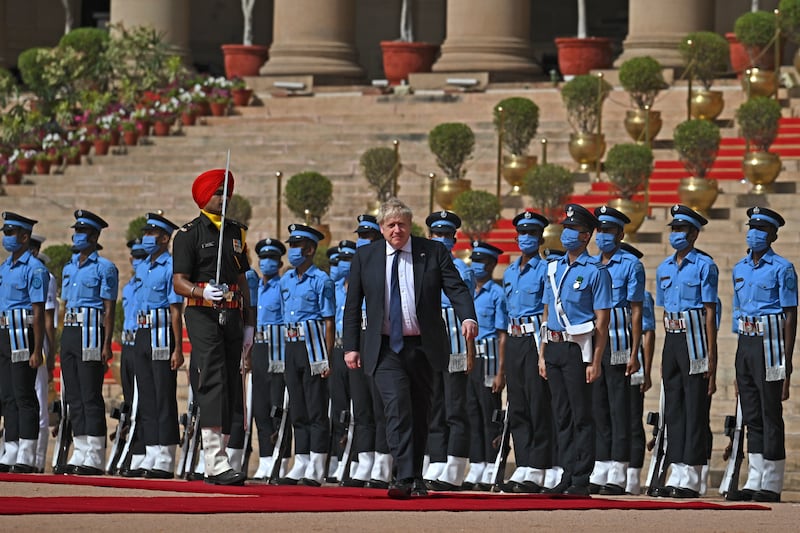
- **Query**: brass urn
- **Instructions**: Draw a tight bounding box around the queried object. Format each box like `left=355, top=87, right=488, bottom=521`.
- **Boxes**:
left=313, top=223, right=332, bottom=249
left=434, top=177, right=472, bottom=211
left=624, top=109, right=662, bottom=145
left=742, top=151, right=781, bottom=193
left=742, top=68, right=778, bottom=99
left=568, top=132, right=606, bottom=172
left=502, top=154, right=537, bottom=195
left=690, top=90, right=725, bottom=121
left=541, top=223, right=564, bottom=255
left=365, top=198, right=382, bottom=216
left=608, top=197, right=648, bottom=235
left=677, top=177, right=718, bottom=215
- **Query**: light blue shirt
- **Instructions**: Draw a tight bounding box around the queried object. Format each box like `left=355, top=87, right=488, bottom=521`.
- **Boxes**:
left=279, top=264, right=335, bottom=323
left=61, top=251, right=118, bottom=309
left=655, top=248, right=718, bottom=313
left=335, top=277, right=346, bottom=336
left=474, top=279, right=508, bottom=341
left=503, top=255, right=547, bottom=319
left=593, top=248, right=645, bottom=308
left=0, top=250, right=48, bottom=311
left=732, top=248, right=797, bottom=329
left=122, top=274, right=140, bottom=332
left=544, top=250, right=612, bottom=332
left=257, top=275, right=283, bottom=326
left=442, top=256, right=474, bottom=308
left=134, top=252, right=182, bottom=313
left=642, top=291, right=655, bottom=332
left=246, top=268, right=259, bottom=308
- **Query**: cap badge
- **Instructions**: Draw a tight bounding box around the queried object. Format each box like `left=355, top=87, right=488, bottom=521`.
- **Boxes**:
left=265, top=238, right=272, bottom=245
left=566, top=206, right=574, bottom=218
left=440, top=211, right=447, bottom=218
left=753, top=206, right=760, bottom=214
left=289, top=224, right=296, bottom=231
left=76, top=209, right=83, bottom=217
left=472, top=241, right=479, bottom=248
left=358, top=214, right=365, bottom=222
left=600, top=206, right=607, bottom=214
left=524, top=211, right=532, bottom=219
left=672, top=205, right=680, bottom=214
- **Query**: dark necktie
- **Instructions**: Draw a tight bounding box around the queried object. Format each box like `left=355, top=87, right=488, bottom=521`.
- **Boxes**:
left=389, top=250, right=404, bottom=353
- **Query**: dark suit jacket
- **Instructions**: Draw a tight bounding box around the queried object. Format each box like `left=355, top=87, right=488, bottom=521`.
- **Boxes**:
left=342, top=236, right=477, bottom=376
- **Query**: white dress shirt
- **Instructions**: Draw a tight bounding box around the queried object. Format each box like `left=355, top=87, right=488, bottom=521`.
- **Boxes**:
left=383, top=239, right=420, bottom=336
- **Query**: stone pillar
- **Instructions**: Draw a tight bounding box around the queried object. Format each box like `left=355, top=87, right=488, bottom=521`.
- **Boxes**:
left=0, top=0, right=7, bottom=68
left=432, top=0, right=539, bottom=78
left=615, top=0, right=715, bottom=67
left=109, top=0, right=191, bottom=59
left=261, top=0, right=364, bottom=84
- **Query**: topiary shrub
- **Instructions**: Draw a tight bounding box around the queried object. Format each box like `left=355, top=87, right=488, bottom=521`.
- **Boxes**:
left=452, top=189, right=501, bottom=241
left=428, top=122, right=475, bottom=180
left=618, top=56, right=669, bottom=110
left=360, top=146, right=399, bottom=202
left=736, top=96, right=782, bottom=151
left=679, top=31, right=729, bottom=91
left=605, top=143, right=654, bottom=199
left=59, top=27, right=111, bottom=88
left=285, top=171, right=333, bottom=224
left=522, top=163, right=575, bottom=221
left=42, top=243, right=74, bottom=293
left=561, top=74, right=613, bottom=134
left=673, top=119, right=721, bottom=178
left=227, top=193, right=253, bottom=227
left=493, top=97, right=539, bottom=155
left=126, top=216, right=147, bottom=242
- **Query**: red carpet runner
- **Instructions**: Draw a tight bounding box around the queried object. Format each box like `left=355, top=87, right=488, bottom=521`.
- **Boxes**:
left=0, top=474, right=769, bottom=514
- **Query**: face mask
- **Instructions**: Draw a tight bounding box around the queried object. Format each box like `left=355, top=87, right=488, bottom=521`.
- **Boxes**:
left=2, top=235, right=21, bottom=253
left=560, top=227, right=583, bottom=252
left=517, top=234, right=539, bottom=255
left=132, top=258, right=144, bottom=270
left=329, top=264, right=341, bottom=281
left=260, top=257, right=280, bottom=276
left=746, top=228, right=769, bottom=253
left=141, top=235, right=160, bottom=255
left=471, top=262, right=490, bottom=280
left=338, top=260, right=351, bottom=279
left=432, top=236, right=455, bottom=252
left=595, top=232, right=618, bottom=253
left=288, top=247, right=306, bottom=268
left=356, top=237, right=371, bottom=248
left=72, top=232, right=90, bottom=251
left=669, top=231, right=690, bottom=252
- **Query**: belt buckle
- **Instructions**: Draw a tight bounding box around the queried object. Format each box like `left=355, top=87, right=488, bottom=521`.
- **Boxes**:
left=0, top=316, right=7, bottom=327
left=509, top=324, right=522, bottom=337
left=255, top=331, right=265, bottom=342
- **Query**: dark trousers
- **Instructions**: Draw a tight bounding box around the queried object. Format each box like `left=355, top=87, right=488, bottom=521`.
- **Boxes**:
left=183, top=307, right=243, bottom=432
left=505, top=335, right=553, bottom=469
left=736, top=335, right=785, bottom=460
left=252, top=342, right=290, bottom=458
left=629, top=384, right=645, bottom=469
left=592, top=343, right=631, bottom=462
left=283, top=341, right=330, bottom=454
left=60, top=325, right=106, bottom=437
left=133, top=328, right=179, bottom=446
left=373, top=336, right=433, bottom=481
left=328, top=346, right=350, bottom=460
left=465, top=359, right=502, bottom=463
left=545, top=341, right=594, bottom=487
left=662, top=332, right=709, bottom=466
left=120, top=343, right=144, bottom=455
left=0, top=330, right=38, bottom=441
left=427, top=369, right=470, bottom=461
left=368, top=374, right=389, bottom=454
left=349, top=365, right=376, bottom=454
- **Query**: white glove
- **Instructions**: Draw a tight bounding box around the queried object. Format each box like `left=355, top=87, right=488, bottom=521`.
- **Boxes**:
left=202, top=284, right=224, bottom=302
left=242, top=325, right=254, bottom=355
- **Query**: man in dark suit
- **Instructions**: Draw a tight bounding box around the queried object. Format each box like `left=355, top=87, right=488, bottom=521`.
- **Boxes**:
left=343, top=199, right=478, bottom=499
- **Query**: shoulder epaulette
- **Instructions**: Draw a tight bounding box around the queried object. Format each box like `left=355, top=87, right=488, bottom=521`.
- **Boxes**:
left=228, top=219, right=248, bottom=230
left=694, top=248, right=713, bottom=259
left=179, top=220, right=195, bottom=232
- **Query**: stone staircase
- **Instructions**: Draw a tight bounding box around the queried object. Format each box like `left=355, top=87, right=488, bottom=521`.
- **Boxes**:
left=5, top=76, right=800, bottom=495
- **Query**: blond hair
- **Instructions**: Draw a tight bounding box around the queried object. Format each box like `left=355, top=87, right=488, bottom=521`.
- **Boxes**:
left=378, top=198, right=413, bottom=224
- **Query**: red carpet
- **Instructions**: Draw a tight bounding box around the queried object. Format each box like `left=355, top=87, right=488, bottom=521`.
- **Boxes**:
left=0, top=474, right=768, bottom=514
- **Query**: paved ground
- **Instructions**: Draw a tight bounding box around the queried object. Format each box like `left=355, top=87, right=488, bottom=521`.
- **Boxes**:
left=1, top=480, right=797, bottom=532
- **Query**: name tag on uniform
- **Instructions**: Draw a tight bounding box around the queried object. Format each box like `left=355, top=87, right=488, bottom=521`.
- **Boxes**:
left=201, top=241, right=215, bottom=249
left=233, top=239, right=243, bottom=253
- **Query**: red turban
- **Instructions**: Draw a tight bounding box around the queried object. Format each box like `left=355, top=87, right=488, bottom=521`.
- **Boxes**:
left=192, top=169, right=235, bottom=209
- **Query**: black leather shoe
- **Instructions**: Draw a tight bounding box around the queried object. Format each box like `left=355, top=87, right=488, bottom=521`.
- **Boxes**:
left=340, top=478, right=366, bottom=488
left=120, top=468, right=147, bottom=478
left=672, top=487, right=700, bottom=498
left=187, top=471, right=205, bottom=481
left=545, top=477, right=571, bottom=494
left=426, top=479, right=461, bottom=491
left=564, top=484, right=590, bottom=496
left=589, top=482, right=603, bottom=494
left=651, top=485, right=676, bottom=498
left=365, top=479, right=389, bottom=489
left=53, top=464, right=71, bottom=475
left=461, top=482, right=475, bottom=491
left=599, top=483, right=626, bottom=496
left=205, top=469, right=246, bottom=486
left=74, top=465, right=104, bottom=476
left=299, top=477, right=322, bottom=487
left=475, top=482, right=493, bottom=492
left=411, top=478, right=429, bottom=497
left=325, top=476, right=339, bottom=484
left=388, top=478, right=414, bottom=499
left=501, top=480, right=531, bottom=493
left=0, top=463, right=12, bottom=473
left=10, top=464, right=36, bottom=474
left=275, top=476, right=299, bottom=486
left=522, top=481, right=544, bottom=493
left=145, top=469, right=174, bottom=479
left=725, top=488, right=755, bottom=501
left=753, top=489, right=781, bottom=503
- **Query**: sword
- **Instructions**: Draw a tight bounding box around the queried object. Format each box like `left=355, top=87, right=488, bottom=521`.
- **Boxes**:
left=212, top=149, right=232, bottom=326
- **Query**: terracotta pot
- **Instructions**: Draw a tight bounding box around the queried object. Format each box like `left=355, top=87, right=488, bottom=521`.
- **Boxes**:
left=16, top=158, right=34, bottom=174
left=109, top=129, right=121, bottom=146
left=209, top=101, right=228, bottom=117
left=221, top=44, right=269, bottom=78
left=380, top=41, right=439, bottom=85
left=35, top=160, right=51, bottom=175
left=181, top=112, right=197, bottom=126
left=123, top=130, right=139, bottom=146
left=78, top=140, right=92, bottom=156
left=196, top=101, right=211, bottom=117
left=66, top=154, right=81, bottom=165
left=137, top=120, right=152, bottom=136
left=153, top=120, right=172, bottom=136
left=94, top=139, right=110, bottom=156
left=5, top=170, right=22, bottom=185
left=555, top=37, right=613, bottom=78
left=232, top=88, right=253, bottom=107
left=726, top=32, right=777, bottom=77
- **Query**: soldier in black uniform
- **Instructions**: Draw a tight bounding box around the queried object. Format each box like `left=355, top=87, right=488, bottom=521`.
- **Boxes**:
left=172, top=168, right=255, bottom=486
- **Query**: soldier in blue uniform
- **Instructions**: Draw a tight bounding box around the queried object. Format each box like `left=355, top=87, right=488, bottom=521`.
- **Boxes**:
left=464, top=241, right=507, bottom=490
left=251, top=238, right=289, bottom=480
left=589, top=206, right=644, bottom=495
left=728, top=207, right=797, bottom=503
left=423, top=210, right=475, bottom=490
left=133, top=213, right=183, bottom=478
left=277, top=224, right=335, bottom=486
left=0, top=212, right=48, bottom=472
left=654, top=204, right=718, bottom=498
left=60, top=209, right=119, bottom=475
left=500, top=210, right=556, bottom=493
left=540, top=204, right=612, bottom=495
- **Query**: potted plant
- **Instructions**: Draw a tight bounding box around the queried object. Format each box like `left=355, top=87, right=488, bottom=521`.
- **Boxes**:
left=521, top=162, right=575, bottom=251
left=561, top=74, right=612, bottom=171
left=494, top=97, right=540, bottom=195
left=679, top=31, right=729, bottom=120
left=604, top=143, right=654, bottom=233
left=93, top=131, right=111, bottom=156
left=230, top=77, right=253, bottom=107
left=554, top=0, right=613, bottom=79
left=618, top=56, right=668, bottom=144
left=737, top=96, right=783, bottom=192
left=381, top=0, right=439, bottom=85
left=452, top=189, right=501, bottom=241
left=34, top=151, right=53, bottom=175
left=152, top=98, right=179, bottom=136
left=428, top=122, right=474, bottom=209
left=673, top=118, right=721, bottom=213
left=15, top=149, right=36, bottom=175
left=285, top=170, right=334, bottom=246
left=64, top=145, right=81, bottom=165
left=221, top=0, right=269, bottom=78
left=360, top=146, right=400, bottom=213
left=729, top=10, right=779, bottom=75
left=121, top=121, right=139, bottom=146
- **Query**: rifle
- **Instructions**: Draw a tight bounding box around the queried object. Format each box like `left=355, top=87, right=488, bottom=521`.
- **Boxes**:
left=241, top=372, right=255, bottom=476
left=336, top=401, right=355, bottom=485
left=177, top=385, right=200, bottom=479
left=719, top=396, right=745, bottom=497
left=114, top=376, right=141, bottom=474
left=51, top=376, right=72, bottom=473
left=645, top=386, right=668, bottom=496
left=268, top=389, right=291, bottom=484
left=105, top=401, right=131, bottom=475
left=490, top=402, right=511, bottom=492
left=323, top=398, right=336, bottom=482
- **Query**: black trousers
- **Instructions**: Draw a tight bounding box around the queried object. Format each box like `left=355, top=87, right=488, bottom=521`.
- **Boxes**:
left=133, top=328, right=179, bottom=446
left=629, top=384, right=645, bottom=469
left=504, top=335, right=553, bottom=469
left=348, top=365, right=376, bottom=455
left=465, top=358, right=502, bottom=463
left=283, top=341, right=330, bottom=454
left=183, top=307, right=243, bottom=432
left=545, top=341, right=594, bottom=487
left=735, top=334, right=785, bottom=460
left=373, top=336, right=433, bottom=481
left=592, top=343, right=631, bottom=462
left=0, top=330, right=38, bottom=441
left=60, top=325, right=106, bottom=437
left=662, top=332, right=709, bottom=466
left=120, top=342, right=144, bottom=455
left=427, top=369, right=470, bottom=461
left=368, top=374, right=389, bottom=454
left=251, top=342, right=290, bottom=458
left=328, top=346, right=350, bottom=460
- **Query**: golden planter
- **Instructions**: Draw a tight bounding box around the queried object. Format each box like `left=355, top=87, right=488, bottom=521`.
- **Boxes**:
left=624, top=109, right=662, bottom=145
left=502, top=154, right=537, bottom=196
left=742, top=151, right=781, bottom=193
left=568, top=132, right=606, bottom=172
left=690, top=90, right=725, bottom=121
left=677, top=177, right=718, bottom=215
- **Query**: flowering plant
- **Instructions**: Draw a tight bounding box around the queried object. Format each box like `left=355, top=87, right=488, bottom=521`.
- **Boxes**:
left=230, top=77, right=247, bottom=91
left=153, top=97, right=181, bottom=120
left=16, top=148, right=37, bottom=161
left=67, top=128, right=87, bottom=144
left=204, top=76, right=233, bottom=92
left=42, top=132, right=64, bottom=152
left=209, top=87, right=231, bottom=104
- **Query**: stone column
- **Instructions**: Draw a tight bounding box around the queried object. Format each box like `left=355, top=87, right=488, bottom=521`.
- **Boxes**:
left=109, top=0, right=191, bottom=59
left=0, top=0, right=7, bottom=68
left=432, top=0, right=539, bottom=78
left=615, top=0, right=715, bottom=67
left=260, top=0, right=364, bottom=84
